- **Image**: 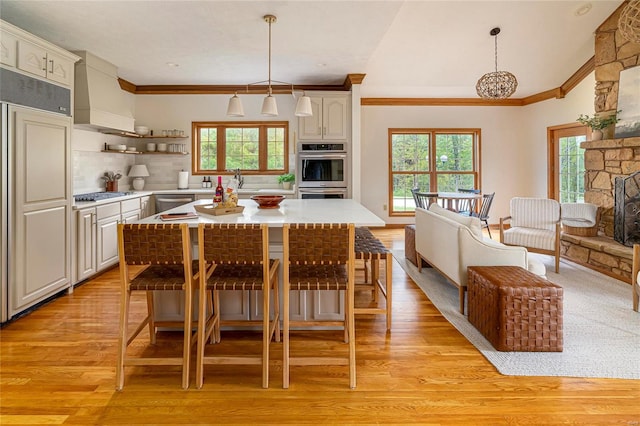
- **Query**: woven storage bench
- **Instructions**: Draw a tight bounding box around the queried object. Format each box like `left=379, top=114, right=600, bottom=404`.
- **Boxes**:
left=467, top=266, right=563, bottom=352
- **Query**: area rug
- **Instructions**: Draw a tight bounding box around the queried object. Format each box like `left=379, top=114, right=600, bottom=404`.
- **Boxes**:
left=392, top=250, right=640, bottom=379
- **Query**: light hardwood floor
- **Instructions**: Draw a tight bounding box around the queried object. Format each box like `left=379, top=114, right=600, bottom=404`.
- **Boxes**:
left=1, top=228, right=638, bottom=425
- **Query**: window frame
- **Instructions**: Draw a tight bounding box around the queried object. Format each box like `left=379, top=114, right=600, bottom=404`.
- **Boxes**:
left=547, top=123, right=589, bottom=202
left=388, top=128, right=481, bottom=217
left=191, top=121, right=289, bottom=176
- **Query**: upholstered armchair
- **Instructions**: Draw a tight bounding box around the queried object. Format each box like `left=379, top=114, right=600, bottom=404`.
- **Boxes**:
left=499, top=197, right=561, bottom=272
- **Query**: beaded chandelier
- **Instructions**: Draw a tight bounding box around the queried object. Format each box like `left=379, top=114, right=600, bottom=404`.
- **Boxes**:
left=476, top=27, right=518, bottom=100
left=619, top=0, right=640, bottom=44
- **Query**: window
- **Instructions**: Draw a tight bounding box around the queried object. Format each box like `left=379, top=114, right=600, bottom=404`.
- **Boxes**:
left=548, top=124, right=587, bottom=202
left=192, top=121, right=288, bottom=175
left=389, top=129, right=480, bottom=216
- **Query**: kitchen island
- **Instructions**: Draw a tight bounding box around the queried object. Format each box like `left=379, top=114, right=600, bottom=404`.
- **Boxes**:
left=134, top=198, right=385, bottom=325
left=136, top=198, right=384, bottom=227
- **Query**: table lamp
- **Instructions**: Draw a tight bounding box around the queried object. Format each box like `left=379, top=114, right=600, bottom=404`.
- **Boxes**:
left=128, top=164, right=150, bottom=190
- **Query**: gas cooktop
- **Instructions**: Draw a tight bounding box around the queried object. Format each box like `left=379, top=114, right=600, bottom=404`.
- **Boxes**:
left=74, top=191, right=132, bottom=202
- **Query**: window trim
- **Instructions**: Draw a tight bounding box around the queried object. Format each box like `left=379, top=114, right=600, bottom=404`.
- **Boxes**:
left=547, top=123, right=588, bottom=201
left=191, top=121, right=289, bottom=176
left=388, top=128, right=481, bottom=217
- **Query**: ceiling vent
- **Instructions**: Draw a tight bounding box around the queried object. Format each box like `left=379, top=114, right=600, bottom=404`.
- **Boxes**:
left=73, top=51, right=134, bottom=132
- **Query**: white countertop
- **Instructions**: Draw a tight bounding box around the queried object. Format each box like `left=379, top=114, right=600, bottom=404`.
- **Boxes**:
left=136, top=199, right=385, bottom=228
left=72, top=187, right=296, bottom=209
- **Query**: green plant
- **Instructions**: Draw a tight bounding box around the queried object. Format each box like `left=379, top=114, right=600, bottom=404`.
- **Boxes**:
left=278, top=173, right=295, bottom=183
left=576, top=110, right=621, bottom=130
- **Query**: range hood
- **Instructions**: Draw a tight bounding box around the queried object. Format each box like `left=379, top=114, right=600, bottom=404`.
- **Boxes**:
left=73, top=51, right=135, bottom=133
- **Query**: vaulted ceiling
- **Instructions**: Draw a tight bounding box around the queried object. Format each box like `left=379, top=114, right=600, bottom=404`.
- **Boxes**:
left=0, top=1, right=623, bottom=98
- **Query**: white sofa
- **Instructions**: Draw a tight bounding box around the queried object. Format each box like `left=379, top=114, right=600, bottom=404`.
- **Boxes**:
left=415, top=203, right=546, bottom=313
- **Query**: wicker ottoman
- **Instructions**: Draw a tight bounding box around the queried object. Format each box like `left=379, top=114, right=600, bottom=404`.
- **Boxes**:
left=405, top=225, right=428, bottom=267
left=467, top=266, right=563, bottom=352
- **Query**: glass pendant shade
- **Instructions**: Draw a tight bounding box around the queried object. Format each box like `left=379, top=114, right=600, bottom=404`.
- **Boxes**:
left=294, top=95, right=313, bottom=117
left=261, top=94, right=278, bottom=116
left=226, top=94, right=245, bottom=117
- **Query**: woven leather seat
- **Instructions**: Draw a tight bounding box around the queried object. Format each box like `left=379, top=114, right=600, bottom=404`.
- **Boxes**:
left=283, top=223, right=356, bottom=389
left=116, top=223, right=195, bottom=390
left=354, top=227, right=392, bottom=331
left=195, top=223, right=280, bottom=389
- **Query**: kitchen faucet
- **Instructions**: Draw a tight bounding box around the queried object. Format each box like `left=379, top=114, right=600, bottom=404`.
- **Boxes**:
left=233, top=168, right=244, bottom=188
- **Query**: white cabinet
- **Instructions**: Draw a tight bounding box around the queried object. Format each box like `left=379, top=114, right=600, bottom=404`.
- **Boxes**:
left=140, top=196, right=152, bottom=218
left=298, top=95, right=349, bottom=141
left=11, top=107, right=72, bottom=317
left=16, top=39, right=74, bottom=86
left=96, top=203, right=120, bottom=271
left=76, top=207, right=97, bottom=282
left=0, top=29, right=17, bottom=67
left=74, top=196, right=151, bottom=283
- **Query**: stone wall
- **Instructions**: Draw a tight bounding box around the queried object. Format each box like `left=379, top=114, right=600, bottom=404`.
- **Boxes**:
left=563, top=2, right=639, bottom=282
left=585, top=3, right=640, bottom=237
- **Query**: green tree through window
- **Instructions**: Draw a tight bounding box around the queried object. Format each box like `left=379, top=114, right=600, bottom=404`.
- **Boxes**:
left=192, top=122, right=288, bottom=176
left=389, top=129, right=480, bottom=215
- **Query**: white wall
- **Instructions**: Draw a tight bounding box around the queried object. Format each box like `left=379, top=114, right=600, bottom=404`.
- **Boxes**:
left=359, top=73, right=596, bottom=224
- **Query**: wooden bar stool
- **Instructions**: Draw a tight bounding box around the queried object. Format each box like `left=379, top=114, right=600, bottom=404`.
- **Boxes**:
left=282, top=223, right=356, bottom=389
left=195, top=223, right=280, bottom=389
left=354, top=227, right=392, bottom=331
left=116, top=223, right=195, bottom=390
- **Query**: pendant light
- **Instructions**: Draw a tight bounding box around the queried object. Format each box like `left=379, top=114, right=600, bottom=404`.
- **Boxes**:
left=619, top=0, right=640, bottom=44
left=226, top=92, right=244, bottom=116
left=294, top=92, right=313, bottom=117
left=226, top=15, right=312, bottom=118
left=476, top=27, right=518, bottom=100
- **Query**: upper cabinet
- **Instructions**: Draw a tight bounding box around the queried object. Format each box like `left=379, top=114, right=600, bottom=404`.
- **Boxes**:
left=1, top=20, right=78, bottom=88
left=0, top=29, right=17, bottom=67
left=17, top=39, right=74, bottom=86
left=298, top=95, right=349, bottom=141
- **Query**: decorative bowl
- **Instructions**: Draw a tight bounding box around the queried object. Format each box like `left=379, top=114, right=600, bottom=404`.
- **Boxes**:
left=108, top=144, right=127, bottom=151
left=135, top=125, right=149, bottom=135
left=250, top=195, right=285, bottom=209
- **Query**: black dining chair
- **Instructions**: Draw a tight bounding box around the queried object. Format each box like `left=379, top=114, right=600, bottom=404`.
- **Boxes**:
left=456, top=188, right=481, bottom=214
left=411, top=188, right=437, bottom=210
left=472, top=192, right=495, bottom=238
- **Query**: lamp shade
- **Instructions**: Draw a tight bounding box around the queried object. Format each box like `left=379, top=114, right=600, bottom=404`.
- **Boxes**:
left=261, top=94, right=278, bottom=116
left=226, top=94, right=245, bottom=117
left=294, top=95, right=313, bottom=117
left=128, top=164, right=149, bottom=177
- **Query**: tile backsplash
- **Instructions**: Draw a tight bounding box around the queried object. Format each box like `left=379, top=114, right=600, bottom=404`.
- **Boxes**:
left=73, top=151, right=135, bottom=194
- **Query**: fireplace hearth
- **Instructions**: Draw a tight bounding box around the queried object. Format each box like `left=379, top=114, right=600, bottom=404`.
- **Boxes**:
left=614, top=171, right=640, bottom=247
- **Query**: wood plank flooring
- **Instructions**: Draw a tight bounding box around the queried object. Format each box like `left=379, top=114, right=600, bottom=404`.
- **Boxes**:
left=1, top=228, right=639, bottom=425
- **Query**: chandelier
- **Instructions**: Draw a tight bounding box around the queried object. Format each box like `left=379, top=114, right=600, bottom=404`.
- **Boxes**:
left=619, top=0, right=640, bottom=44
left=476, top=27, right=518, bottom=100
left=226, top=15, right=312, bottom=117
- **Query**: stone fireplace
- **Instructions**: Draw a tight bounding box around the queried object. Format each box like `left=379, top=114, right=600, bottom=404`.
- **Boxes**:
left=560, top=2, right=640, bottom=282
left=614, top=171, right=640, bottom=246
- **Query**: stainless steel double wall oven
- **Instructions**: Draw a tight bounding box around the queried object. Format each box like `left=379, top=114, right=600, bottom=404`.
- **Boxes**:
left=296, top=143, right=348, bottom=199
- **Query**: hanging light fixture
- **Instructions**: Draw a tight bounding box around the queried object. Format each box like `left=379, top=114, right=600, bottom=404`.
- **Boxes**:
left=619, top=0, right=640, bottom=44
left=226, top=15, right=312, bottom=118
left=476, top=27, right=518, bottom=100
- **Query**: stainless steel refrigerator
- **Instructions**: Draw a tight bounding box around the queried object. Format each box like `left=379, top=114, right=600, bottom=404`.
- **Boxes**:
left=1, top=68, right=72, bottom=323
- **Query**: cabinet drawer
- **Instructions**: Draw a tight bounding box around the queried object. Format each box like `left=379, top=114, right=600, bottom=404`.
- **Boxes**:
left=121, top=198, right=140, bottom=213
left=96, top=202, right=120, bottom=220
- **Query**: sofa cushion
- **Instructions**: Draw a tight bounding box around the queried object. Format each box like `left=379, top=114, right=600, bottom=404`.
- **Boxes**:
left=428, top=203, right=483, bottom=239
left=510, top=197, right=560, bottom=231
left=527, top=257, right=547, bottom=278
left=503, top=227, right=557, bottom=251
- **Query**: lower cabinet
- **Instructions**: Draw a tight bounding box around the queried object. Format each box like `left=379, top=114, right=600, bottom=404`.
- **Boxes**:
left=76, top=207, right=97, bottom=282
left=74, top=196, right=149, bottom=284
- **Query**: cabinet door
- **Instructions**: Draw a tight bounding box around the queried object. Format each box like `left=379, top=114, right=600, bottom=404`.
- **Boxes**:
left=219, top=290, right=251, bottom=321
left=140, top=196, right=152, bottom=218
left=322, top=97, right=348, bottom=140
left=297, top=97, right=323, bottom=140
left=45, top=50, right=73, bottom=86
left=122, top=210, right=141, bottom=224
left=17, top=39, right=47, bottom=78
left=76, top=208, right=96, bottom=281
left=11, top=108, right=71, bottom=315
left=1, top=29, right=17, bottom=67
left=96, top=215, right=119, bottom=270
left=309, top=290, right=344, bottom=321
